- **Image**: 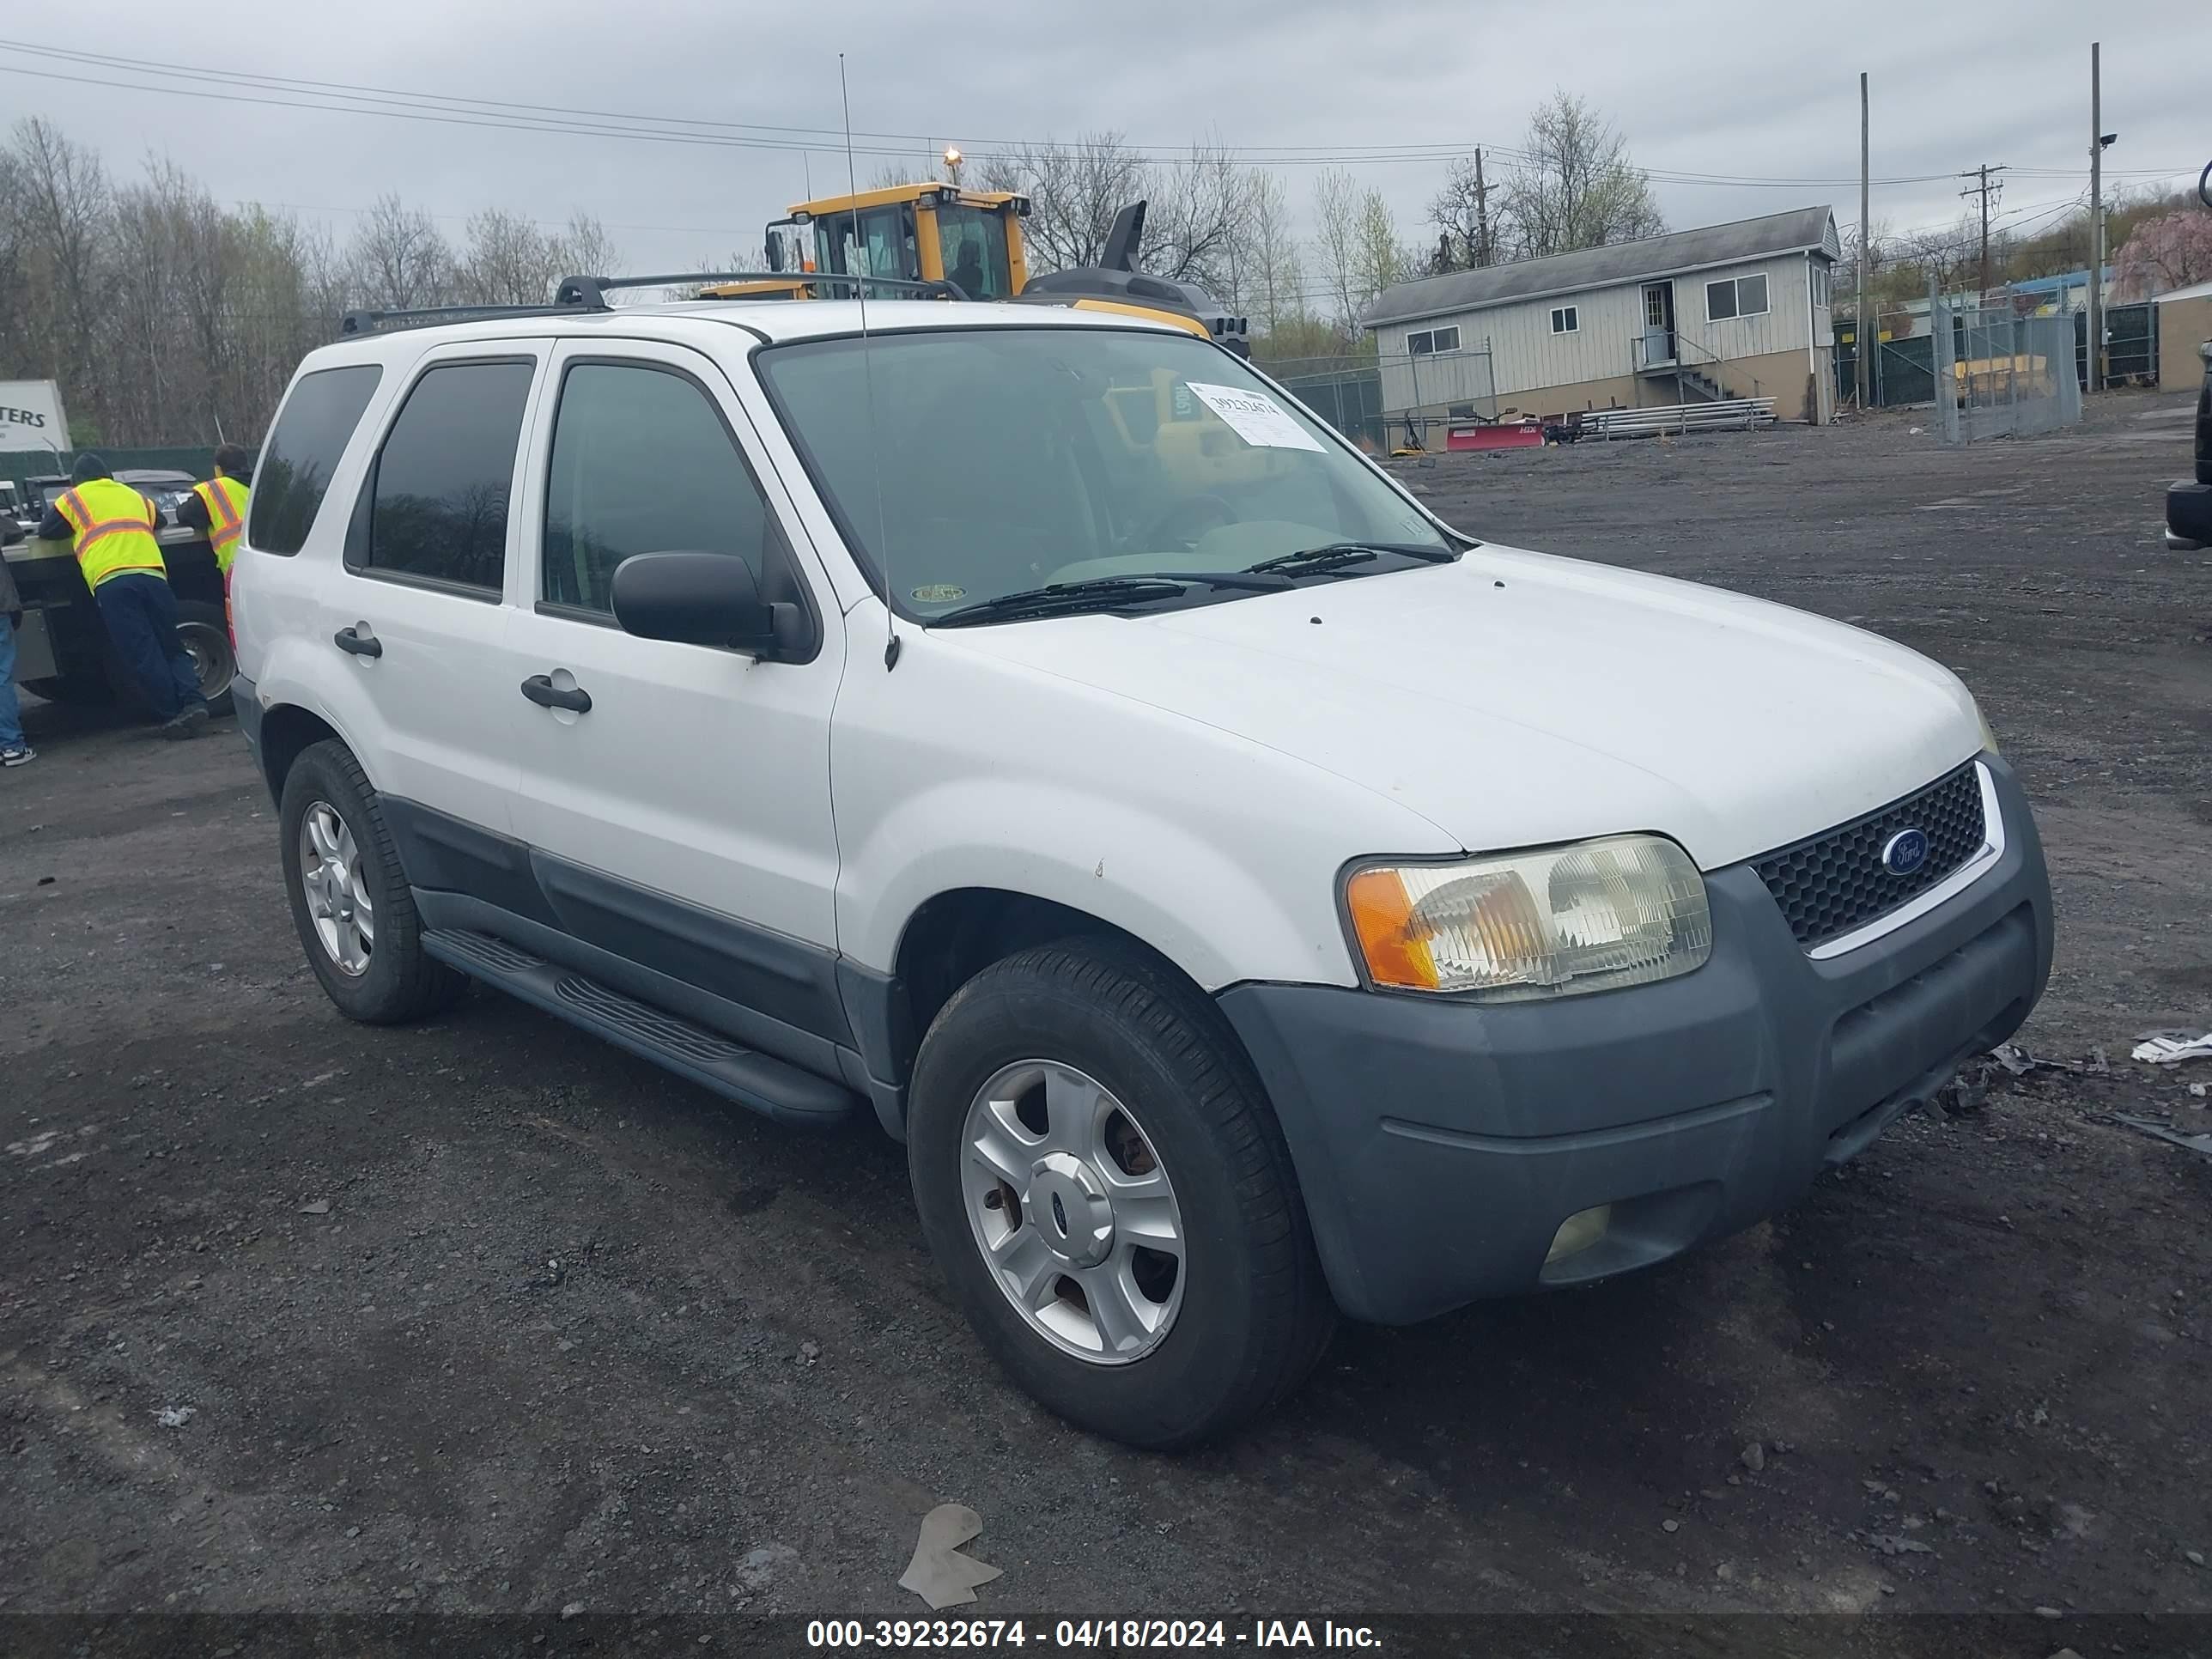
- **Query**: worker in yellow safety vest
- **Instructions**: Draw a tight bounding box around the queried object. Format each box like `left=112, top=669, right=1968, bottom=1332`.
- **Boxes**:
left=179, top=442, right=252, bottom=586
left=35, top=453, right=210, bottom=738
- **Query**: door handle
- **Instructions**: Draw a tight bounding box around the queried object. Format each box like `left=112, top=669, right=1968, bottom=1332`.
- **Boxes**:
left=333, top=624, right=382, bottom=659
left=520, top=673, right=592, bottom=714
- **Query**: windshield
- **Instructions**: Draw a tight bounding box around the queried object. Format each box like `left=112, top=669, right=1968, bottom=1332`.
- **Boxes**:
left=757, top=327, right=1454, bottom=622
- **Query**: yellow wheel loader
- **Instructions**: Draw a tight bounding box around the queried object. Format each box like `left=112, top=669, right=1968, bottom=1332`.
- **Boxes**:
left=702, top=187, right=1248, bottom=357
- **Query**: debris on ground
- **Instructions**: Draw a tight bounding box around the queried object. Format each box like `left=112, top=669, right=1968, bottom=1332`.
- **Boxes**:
left=560, top=1601, right=586, bottom=1620
left=1741, top=1442, right=1765, bottom=1473
left=1868, top=1534, right=1935, bottom=1556
left=2112, top=1115, right=2212, bottom=1158
left=155, top=1406, right=194, bottom=1427
left=298, top=1199, right=331, bottom=1216
left=1992, top=1043, right=2110, bottom=1077
left=1942, top=1045, right=2112, bottom=1115
left=2133, top=1031, right=2212, bottom=1066
left=899, top=1504, right=1002, bottom=1610
left=736, top=1543, right=796, bottom=1592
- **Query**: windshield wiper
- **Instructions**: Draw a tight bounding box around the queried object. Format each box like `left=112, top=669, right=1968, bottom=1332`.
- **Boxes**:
left=929, top=568, right=1299, bottom=629
left=930, top=576, right=1195, bottom=628
left=1244, top=541, right=1464, bottom=578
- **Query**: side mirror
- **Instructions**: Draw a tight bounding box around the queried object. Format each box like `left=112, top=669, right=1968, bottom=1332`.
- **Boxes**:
left=611, top=551, right=804, bottom=658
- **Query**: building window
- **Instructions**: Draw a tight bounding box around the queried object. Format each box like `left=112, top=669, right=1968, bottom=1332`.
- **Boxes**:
left=1811, top=264, right=1831, bottom=309
left=1706, top=273, right=1771, bottom=323
left=1407, top=325, right=1461, bottom=356
left=1549, top=305, right=1579, bottom=334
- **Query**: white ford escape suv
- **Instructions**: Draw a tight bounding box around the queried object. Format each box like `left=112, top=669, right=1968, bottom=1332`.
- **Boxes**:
left=231, top=293, right=2051, bottom=1449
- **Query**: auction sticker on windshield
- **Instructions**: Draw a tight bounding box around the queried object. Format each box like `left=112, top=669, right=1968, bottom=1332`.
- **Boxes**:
left=1182, top=383, right=1324, bottom=452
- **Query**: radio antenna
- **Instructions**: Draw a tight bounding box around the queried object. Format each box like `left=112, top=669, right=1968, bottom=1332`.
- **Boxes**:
left=839, top=53, right=900, bottom=671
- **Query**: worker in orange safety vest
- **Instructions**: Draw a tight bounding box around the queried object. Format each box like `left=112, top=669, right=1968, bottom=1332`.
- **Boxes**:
left=36, top=453, right=209, bottom=738
left=179, top=443, right=252, bottom=588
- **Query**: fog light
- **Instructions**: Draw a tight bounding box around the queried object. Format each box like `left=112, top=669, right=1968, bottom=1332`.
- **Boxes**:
left=1545, top=1205, right=1612, bottom=1266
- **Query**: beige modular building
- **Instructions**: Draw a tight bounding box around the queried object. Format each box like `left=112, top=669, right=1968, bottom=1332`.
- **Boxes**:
left=2152, top=278, right=2212, bottom=392
left=1363, top=207, right=1843, bottom=427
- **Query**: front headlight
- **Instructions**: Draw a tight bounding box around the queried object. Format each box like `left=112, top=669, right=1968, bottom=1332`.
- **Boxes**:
left=1344, top=836, right=1711, bottom=1000
left=1977, top=703, right=2001, bottom=756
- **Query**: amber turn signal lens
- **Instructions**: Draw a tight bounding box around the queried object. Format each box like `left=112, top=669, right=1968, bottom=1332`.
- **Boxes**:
left=1345, top=866, right=1440, bottom=990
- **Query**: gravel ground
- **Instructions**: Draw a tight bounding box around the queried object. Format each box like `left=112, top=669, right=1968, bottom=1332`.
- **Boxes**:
left=3, top=391, right=2209, bottom=1652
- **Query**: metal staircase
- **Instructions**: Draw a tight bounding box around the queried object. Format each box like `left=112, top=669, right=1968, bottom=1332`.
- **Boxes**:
left=1674, top=362, right=1725, bottom=403
left=1632, top=326, right=1731, bottom=404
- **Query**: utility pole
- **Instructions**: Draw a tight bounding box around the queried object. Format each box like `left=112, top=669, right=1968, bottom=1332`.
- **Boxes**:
left=1856, top=72, right=1871, bottom=409
left=1960, top=162, right=2008, bottom=302
left=1472, top=147, right=1492, bottom=267
left=2087, top=42, right=2103, bottom=394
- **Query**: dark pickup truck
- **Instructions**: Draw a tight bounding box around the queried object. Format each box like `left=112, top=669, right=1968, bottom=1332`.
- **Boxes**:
left=2170, top=161, right=2212, bottom=552
left=3, top=468, right=236, bottom=716
left=2168, top=340, right=2212, bottom=551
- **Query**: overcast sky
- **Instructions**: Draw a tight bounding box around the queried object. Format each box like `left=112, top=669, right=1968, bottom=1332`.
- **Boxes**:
left=4, top=0, right=2204, bottom=280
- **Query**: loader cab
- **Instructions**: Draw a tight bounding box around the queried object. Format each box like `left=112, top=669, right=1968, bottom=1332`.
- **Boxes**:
left=763, top=185, right=1030, bottom=300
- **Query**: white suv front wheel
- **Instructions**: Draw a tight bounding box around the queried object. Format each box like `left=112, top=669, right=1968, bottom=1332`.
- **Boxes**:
left=908, top=939, right=1334, bottom=1449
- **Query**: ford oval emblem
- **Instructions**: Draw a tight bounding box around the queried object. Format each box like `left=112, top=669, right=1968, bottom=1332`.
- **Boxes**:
left=1881, top=828, right=1930, bottom=876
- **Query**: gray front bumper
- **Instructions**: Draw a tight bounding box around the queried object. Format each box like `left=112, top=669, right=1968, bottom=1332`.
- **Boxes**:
left=1218, top=754, right=2053, bottom=1325
left=2168, top=481, right=2211, bottom=550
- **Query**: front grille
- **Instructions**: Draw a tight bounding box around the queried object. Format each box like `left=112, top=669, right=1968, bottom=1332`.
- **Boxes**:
left=1753, top=764, right=1986, bottom=949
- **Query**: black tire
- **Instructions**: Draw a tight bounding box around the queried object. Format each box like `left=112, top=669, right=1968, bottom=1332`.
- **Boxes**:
left=908, top=938, right=1335, bottom=1449
left=94, top=600, right=234, bottom=719
left=278, top=739, right=465, bottom=1024
left=173, top=600, right=236, bottom=718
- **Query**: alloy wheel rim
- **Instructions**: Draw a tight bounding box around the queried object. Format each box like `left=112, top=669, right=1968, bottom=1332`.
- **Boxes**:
left=959, top=1059, right=1185, bottom=1365
left=299, top=803, right=374, bottom=977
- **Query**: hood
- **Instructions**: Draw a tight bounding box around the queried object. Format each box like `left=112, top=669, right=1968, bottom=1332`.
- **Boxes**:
left=939, top=546, right=1983, bottom=871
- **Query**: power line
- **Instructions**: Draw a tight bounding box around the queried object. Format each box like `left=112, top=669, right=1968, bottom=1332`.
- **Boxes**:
left=7, top=35, right=2173, bottom=189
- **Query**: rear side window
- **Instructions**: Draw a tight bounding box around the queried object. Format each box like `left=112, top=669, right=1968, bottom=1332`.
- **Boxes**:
left=542, top=362, right=771, bottom=613
left=249, top=364, right=382, bottom=556
left=356, top=360, right=534, bottom=592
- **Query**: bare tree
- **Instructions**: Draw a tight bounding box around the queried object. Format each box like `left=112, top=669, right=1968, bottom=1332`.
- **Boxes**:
left=1498, top=92, right=1663, bottom=260
left=456, top=208, right=555, bottom=306
left=1355, top=189, right=1407, bottom=304
left=9, top=118, right=111, bottom=437
left=1142, top=138, right=1255, bottom=297
left=347, top=192, right=453, bottom=310
left=1236, top=170, right=1304, bottom=337
left=983, top=132, right=1148, bottom=274
left=1308, top=170, right=1406, bottom=343
left=867, top=160, right=941, bottom=191
left=550, top=211, right=621, bottom=281
left=1310, top=168, right=1364, bottom=339
left=0, top=118, right=631, bottom=448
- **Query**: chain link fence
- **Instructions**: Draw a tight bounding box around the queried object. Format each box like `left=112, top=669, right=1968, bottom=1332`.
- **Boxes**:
left=1261, top=356, right=1389, bottom=451
left=1934, top=292, right=2082, bottom=443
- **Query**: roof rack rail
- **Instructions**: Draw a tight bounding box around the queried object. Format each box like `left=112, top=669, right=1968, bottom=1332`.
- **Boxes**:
left=337, top=270, right=973, bottom=337
left=553, top=271, right=969, bottom=306
left=338, top=301, right=590, bottom=337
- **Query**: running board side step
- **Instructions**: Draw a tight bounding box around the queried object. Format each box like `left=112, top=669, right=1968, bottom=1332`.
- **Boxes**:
left=422, top=928, right=859, bottom=1129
